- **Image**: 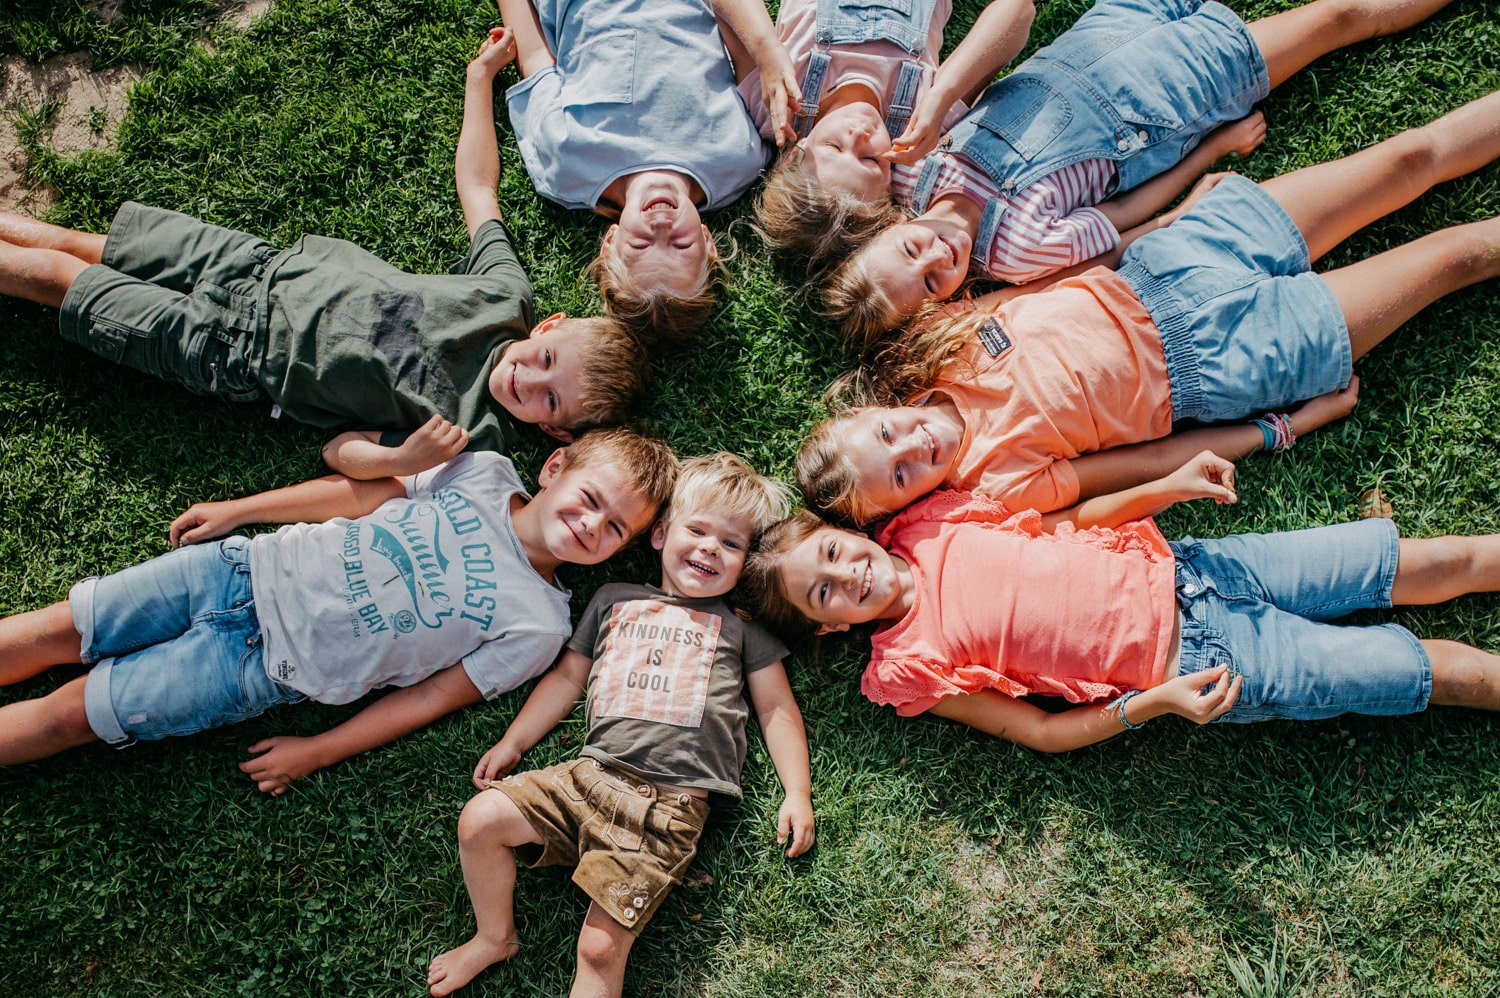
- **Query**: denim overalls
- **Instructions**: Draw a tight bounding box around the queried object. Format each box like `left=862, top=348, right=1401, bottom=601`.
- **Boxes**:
left=795, top=0, right=940, bottom=139
left=910, top=0, right=1268, bottom=252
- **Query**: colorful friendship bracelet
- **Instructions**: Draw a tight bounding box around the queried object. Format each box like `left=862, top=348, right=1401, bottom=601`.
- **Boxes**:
left=1252, top=412, right=1296, bottom=452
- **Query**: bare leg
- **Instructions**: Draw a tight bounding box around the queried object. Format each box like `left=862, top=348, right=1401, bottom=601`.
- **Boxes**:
left=1249, top=0, right=1454, bottom=90
left=0, top=239, right=93, bottom=309
left=0, top=676, right=97, bottom=765
left=1391, top=535, right=1500, bottom=605
left=569, top=902, right=636, bottom=998
left=427, top=789, right=536, bottom=996
left=1323, top=215, right=1500, bottom=361
left=1426, top=642, right=1500, bottom=710
left=496, top=0, right=556, bottom=78
left=0, top=603, right=84, bottom=686
left=0, top=212, right=106, bottom=263
left=1260, top=90, right=1500, bottom=261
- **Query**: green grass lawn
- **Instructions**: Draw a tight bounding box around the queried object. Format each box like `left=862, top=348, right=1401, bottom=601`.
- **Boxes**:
left=3, top=0, right=1500, bottom=994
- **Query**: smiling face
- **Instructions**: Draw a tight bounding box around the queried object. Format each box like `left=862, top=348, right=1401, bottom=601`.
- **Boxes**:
left=859, top=216, right=973, bottom=319
left=604, top=171, right=714, bottom=297
left=519, top=450, right=659, bottom=575
left=488, top=315, right=589, bottom=435
left=833, top=405, right=963, bottom=520
left=778, top=526, right=912, bottom=632
left=653, top=506, right=753, bottom=600
left=801, top=102, right=892, bottom=203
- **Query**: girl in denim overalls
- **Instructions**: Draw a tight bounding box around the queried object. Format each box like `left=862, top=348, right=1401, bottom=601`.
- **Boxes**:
left=821, top=0, right=1457, bottom=351
left=793, top=89, right=1500, bottom=526
left=498, top=0, right=797, bottom=342
left=746, top=0, right=1036, bottom=262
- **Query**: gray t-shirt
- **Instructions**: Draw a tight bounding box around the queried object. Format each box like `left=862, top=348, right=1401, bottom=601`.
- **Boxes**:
left=257, top=219, right=533, bottom=455
left=249, top=451, right=571, bottom=704
left=568, top=583, right=788, bottom=800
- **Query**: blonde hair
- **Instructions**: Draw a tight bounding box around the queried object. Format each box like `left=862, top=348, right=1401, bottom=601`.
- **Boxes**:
left=753, top=146, right=902, bottom=268
left=559, top=425, right=680, bottom=522
left=795, top=309, right=983, bottom=525
left=740, top=510, right=835, bottom=643
left=666, top=452, right=794, bottom=539
left=586, top=231, right=731, bottom=347
left=819, top=243, right=905, bottom=358
left=565, top=316, right=650, bottom=431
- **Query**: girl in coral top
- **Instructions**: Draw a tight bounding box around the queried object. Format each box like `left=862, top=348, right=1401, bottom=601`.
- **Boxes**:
left=742, top=458, right=1500, bottom=750
left=797, top=89, right=1500, bottom=526
left=818, top=0, right=1457, bottom=350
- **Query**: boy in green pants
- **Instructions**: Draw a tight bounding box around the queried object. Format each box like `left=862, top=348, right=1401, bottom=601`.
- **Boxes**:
left=0, top=29, right=642, bottom=478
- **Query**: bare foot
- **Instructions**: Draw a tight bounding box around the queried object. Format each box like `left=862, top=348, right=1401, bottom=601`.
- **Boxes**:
left=1209, top=111, right=1267, bottom=160
left=427, top=936, right=520, bottom=996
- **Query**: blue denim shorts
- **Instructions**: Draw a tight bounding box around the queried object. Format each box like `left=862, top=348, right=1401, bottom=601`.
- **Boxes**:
left=73, top=537, right=305, bottom=745
left=1170, top=518, right=1432, bottom=723
left=1119, top=174, right=1351, bottom=423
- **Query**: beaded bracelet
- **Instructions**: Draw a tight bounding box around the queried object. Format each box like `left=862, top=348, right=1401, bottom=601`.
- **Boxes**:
left=1252, top=412, right=1296, bottom=452
left=1108, top=689, right=1146, bottom=730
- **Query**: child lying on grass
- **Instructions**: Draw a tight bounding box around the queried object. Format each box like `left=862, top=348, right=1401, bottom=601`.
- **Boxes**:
left=429, top=453, right=814, bottom=997
left=0, top=29, right=646, bottom=480
left=0, top=428, right=676, bottom=794
left=746, top=455, right=1500, bottom=748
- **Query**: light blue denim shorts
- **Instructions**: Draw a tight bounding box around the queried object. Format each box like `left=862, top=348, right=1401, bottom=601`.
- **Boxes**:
left=1119, top=173, right=1351, bottom=423
left=1169, top=518, right=1432, bottom=723
left=72, top=537, right=305, bottom=745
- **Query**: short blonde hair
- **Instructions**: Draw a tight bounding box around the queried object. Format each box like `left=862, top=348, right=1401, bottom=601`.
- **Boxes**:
left=753, top=146, right=902, bottom=267
left=559, top=426, right=680, bottom=524
left=740, top=510, right=834, bottom=643
left=565, top=316, right=650, bottom=431
left=665, top=452, right=793, bottom=539
left=587, top=232, right=730, bottom=347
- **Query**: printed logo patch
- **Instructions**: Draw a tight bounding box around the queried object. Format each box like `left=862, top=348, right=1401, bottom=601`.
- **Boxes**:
left=590, top=601, right=720, bottom=728
left=977, top=316, right=1012, bottom=358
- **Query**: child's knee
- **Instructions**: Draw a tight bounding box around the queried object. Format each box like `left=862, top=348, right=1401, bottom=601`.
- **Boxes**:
left=575, top=919, right=632, bottom=976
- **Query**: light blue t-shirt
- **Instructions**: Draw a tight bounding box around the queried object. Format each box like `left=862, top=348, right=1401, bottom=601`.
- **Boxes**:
left=506, top=0, right=768, bottom=211
left=249, top=452, right=572, bottom=704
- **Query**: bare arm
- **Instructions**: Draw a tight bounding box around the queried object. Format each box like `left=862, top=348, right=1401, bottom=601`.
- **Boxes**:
left=498, top=0, right=557, bottom=77
left=240, top=664, right=485, bottom=794
left=168, top=474, right=407, bottom=548
left=1042, top=451, right=1236, bottom=532
left=712, top=0, right=801, bottom=145
left=1069, top=377, right=1360, bottom=501
left=926, top=665, right=1241, bottom=752
left=471, top=648, right=593, bottom=785
left=1094, top=113, right=1266, bottom=234
left=322, top=416, right=470, bottom=480
left=887, top=0, right=1036, bottom=162
left=456, top=28, right=518, bottom=238
left=747, top=663, right=816, bottom=857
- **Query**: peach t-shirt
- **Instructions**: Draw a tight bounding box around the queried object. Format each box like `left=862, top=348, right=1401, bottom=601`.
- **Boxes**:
left=861, top=491, right=1178, bottom=716
left=936, top=267, right=1174, bottom=512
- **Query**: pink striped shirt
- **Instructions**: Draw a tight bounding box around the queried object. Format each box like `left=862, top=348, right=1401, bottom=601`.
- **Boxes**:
left=890, top=155, right=1120, bottom=284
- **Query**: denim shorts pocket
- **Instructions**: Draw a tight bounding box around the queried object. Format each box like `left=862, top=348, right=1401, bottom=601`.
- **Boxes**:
left=561, top=31, right=635, bottom=107
left=972, top=77, right=1072, bottom=166
left=834, top=0, right=915, bottom=17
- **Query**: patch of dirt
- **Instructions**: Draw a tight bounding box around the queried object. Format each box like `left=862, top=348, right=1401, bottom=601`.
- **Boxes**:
left=229, top=0, right=274, bottom=31
left=0, top=51, right=139, bottom=212
left=83, top=0, right=127, bottom=23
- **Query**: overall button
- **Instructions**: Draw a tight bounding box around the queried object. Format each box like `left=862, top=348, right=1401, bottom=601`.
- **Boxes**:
left=1116, top=136, right=1130, bottom=151
left=1137, top=129, right=1149, bottom=142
